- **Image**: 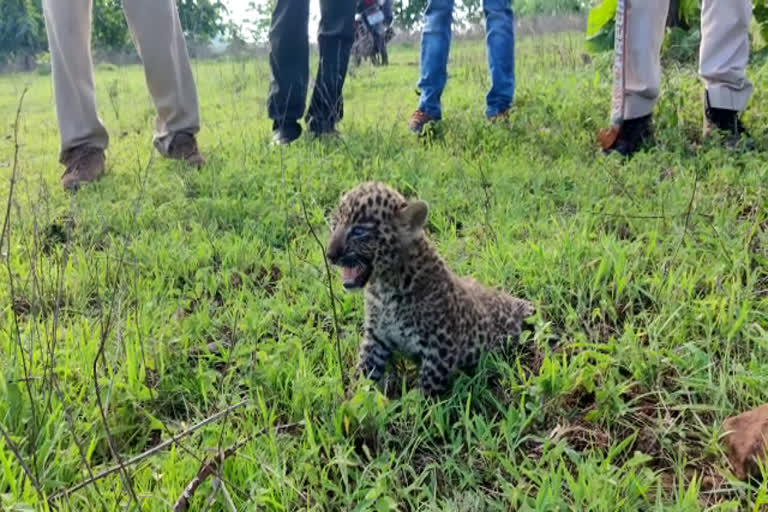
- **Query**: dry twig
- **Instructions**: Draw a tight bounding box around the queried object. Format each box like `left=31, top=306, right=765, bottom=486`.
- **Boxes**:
left=0, top=87, right=47, bottom=503
left=293, top=163, right=347, bottom=392
left=172, top=421, right=305, bottom=512
left=48, top=400, right=249, bottom=503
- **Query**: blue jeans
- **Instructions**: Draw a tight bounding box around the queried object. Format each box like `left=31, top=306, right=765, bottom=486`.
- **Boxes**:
left=417, top=0, right=515, bottom=119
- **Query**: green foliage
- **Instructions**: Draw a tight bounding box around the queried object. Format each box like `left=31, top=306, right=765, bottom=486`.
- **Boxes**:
left=583, top=0, right=759, bottom=57
left=0, top=0, right=45, bottom=61
left=92, top=0, right=131, bottom=52
left=393, top=0, right=586, bottom=31
left=177, top=0, right=228, bottom=43
left=245, top=0, right=276, bottom=44
left=755, top=0, right=768, bottom=45
left=585, top=0, right=615, bottom=52
left=514, top=0, right=586, bottom=17
left=0, top=0, right=227, bottom=61
left=677, top=0, right=699, bottom=27
left=586, top=0, right=615, bottom=38
left=661, top=25, right=701, bottom=63
left=394, top=0, right=428, bottom=31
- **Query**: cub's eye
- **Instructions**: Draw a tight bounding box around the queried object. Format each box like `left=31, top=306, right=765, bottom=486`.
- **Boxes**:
left=347, top=225, right=372, bottom=240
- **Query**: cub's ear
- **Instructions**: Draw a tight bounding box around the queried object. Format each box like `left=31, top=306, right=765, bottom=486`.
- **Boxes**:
left=398, top=200, right=429, bottom=233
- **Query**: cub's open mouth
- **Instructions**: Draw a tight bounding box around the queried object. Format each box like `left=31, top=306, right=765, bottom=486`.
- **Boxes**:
left=338, top=258, right=372, bottom=290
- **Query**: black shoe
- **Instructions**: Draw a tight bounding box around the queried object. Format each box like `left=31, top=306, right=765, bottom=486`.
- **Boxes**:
left=601, top=114, right=653, bottom=157
left=703, top=91, right=754, bottom=151
left=271, top=121, right=302, bottom=146
left=307, top=117, right=339, bottom=138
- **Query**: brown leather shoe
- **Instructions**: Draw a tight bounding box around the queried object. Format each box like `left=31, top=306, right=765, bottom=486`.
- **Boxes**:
left=157, top=132, right=205, bottom=168
left=408, top=110, right=436, bottom=135
left=60, top=146, right=106, bottom=191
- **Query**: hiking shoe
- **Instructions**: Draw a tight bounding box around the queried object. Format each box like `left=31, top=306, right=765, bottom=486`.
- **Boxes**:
left=60, top=145, right=106, bottom=191
left=271, top=121, right=302, bottom=146
left=156, top=132, right=205, bottom=168
left=703, top=91, right=754, bottom=151
left=307, top=118, right=339, bottom=139
left=601, top=114, right=653, bottom=157
left=408, top=110, right=435, bottom=135
left=488, top=109, right=510, bottom=124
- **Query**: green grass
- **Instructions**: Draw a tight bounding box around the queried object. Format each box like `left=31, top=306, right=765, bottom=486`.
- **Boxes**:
left=0, top=32, right=767, bottom=510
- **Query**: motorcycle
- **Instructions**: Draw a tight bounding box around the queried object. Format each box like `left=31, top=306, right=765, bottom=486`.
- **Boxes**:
left=351, top=0, right=393, bottom=67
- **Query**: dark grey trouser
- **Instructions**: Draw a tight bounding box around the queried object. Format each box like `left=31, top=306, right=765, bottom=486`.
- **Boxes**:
left=267, top=0, right=356, bottom=129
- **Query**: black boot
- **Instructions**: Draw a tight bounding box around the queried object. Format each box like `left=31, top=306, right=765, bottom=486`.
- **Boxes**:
left=307, top=117, right=339, bottom=139
left=703, top=91, right=754, bottom=151
left=602, top=114, right=653, bottom=157
left=271, top=120, right=302, bottom=146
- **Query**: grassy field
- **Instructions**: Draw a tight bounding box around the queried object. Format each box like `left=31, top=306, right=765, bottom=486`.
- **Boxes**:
left=0, top=32, right=767, bottom=511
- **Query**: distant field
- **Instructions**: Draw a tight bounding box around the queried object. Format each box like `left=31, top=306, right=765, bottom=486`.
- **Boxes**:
left=0, top=33, right=767, bottom=510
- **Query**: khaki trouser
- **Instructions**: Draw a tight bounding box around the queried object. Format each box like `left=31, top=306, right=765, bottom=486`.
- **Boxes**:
left=623, top=0, right=753, bottom=120
left=42, top=0, right=200, bottom=163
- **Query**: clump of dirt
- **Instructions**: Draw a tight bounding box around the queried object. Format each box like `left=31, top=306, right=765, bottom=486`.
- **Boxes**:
left=250, top=263, right=282, bottom=296
left=42, top=215, right=74, bottom=254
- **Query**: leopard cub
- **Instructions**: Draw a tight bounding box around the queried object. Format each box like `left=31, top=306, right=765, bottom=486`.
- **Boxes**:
left=327, top=182, right=534, bottom=396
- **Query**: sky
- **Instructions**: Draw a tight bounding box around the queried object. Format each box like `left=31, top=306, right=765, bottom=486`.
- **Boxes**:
left=225, top=0, right=321, bottom=40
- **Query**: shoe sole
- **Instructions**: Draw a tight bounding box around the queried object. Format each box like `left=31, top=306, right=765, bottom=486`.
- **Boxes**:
left=61, top=173, right=105, bottom=191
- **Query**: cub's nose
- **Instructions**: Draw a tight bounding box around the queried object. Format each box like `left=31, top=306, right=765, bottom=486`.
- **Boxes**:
left=326, top=236, right=344, bottom=264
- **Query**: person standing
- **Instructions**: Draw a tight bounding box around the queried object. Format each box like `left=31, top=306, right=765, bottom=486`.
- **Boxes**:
left=407, top=0, right=516, bottom=134
left=601, top=0, right=754, bottom=156
left=268, top=0, right=357, bottom=145
left=42, top=0, right=205, bottom=190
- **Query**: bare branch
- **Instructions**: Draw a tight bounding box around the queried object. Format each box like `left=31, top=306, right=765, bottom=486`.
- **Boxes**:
left=1, top=86, right=44, bottom=486
left=48, top=400, right=249, bottom=504
left=0, top=87, right=27, bottom=250
left=671, top=168, right=700, bottom=263
left=296, top=172, right=348, bottom=393
left=93, top=324, right=140, bottom=506
left=171, top=421, right=305, bottom=512
left=219, top=480, right=238, bottom=512
left=88, top=153, right=159, bottom=508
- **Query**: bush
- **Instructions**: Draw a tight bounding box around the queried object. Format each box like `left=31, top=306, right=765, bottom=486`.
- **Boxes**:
left=514, top=0, right=587, bottom=17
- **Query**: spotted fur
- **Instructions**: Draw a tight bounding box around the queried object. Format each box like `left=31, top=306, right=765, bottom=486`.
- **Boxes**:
left=327, top=182, right=535, bottom=396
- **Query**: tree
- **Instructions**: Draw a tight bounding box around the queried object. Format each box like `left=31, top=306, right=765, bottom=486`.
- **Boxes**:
left=0, top=0, right=45, bottom=68
left=92, top=0, right=131, bottom=52
left=391, top=0, right=482, bottom=31
left=394, top=0, right=427, bottom=31
left=177, top=0, right=228, bottom=43
left=246, top=0, right=276, bottom=44
left=0, top=0, right=229, bottom=66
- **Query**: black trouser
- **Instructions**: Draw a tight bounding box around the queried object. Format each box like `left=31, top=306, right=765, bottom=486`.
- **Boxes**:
left=267, top=0, right=356, bottom=130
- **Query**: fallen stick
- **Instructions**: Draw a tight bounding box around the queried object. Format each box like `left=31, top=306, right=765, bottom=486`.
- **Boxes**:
left=48, top=400, right=249, bottom=504
left=172, top=421, right=305, bottom=512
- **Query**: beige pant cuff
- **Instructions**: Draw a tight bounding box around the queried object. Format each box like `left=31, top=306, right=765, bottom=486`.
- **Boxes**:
left=59, top=137, right=109, bottom=165
left=706, top=85, right=752, bottom=112
left=152, top=128, right=198, bottom=154
left=624, top=96, right=656, bottom=120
